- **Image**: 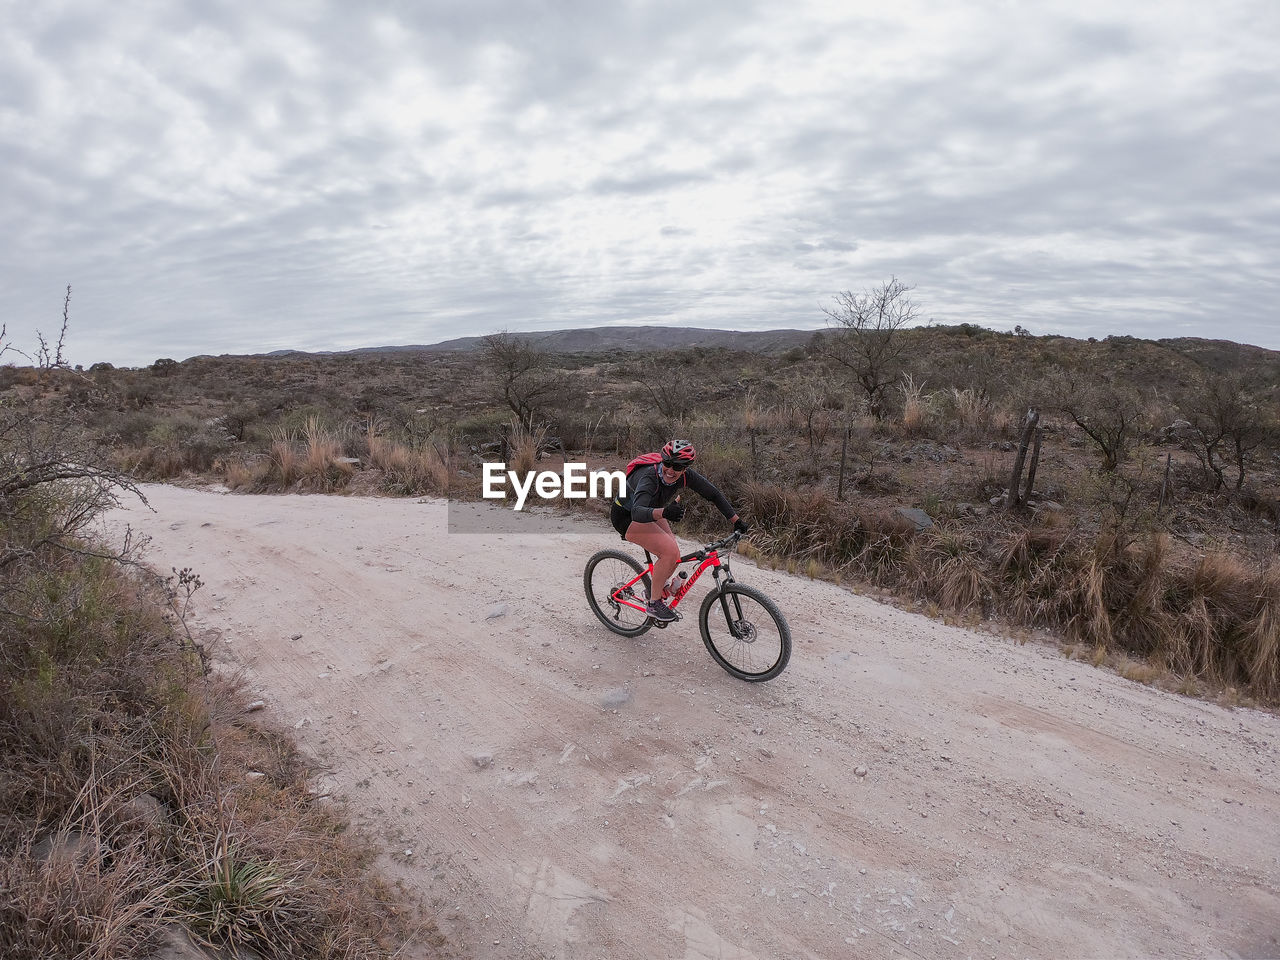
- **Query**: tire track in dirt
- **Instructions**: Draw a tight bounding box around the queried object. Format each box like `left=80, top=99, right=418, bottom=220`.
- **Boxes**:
left=108, top=486, right=1280, bottom=959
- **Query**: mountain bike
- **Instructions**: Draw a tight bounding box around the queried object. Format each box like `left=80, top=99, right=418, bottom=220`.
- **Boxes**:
left=583, top=530, right=791, bottom=682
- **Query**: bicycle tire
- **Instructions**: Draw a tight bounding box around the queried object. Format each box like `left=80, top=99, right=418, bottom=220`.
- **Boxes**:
left=584, top=548, right=653, bottom=638
left=699, top=583, right=791, bottom=681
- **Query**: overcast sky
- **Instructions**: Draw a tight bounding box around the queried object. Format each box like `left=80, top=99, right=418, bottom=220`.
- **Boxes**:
left=2, top=1, right=1277, bottom=367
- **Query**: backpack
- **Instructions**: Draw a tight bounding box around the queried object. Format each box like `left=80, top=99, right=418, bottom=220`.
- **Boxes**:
left=625, top=452, right=664, bottom=475
left=624, top=453, right=686, bottom=487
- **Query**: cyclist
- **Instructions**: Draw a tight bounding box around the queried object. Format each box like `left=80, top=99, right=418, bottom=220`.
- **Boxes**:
left=611, top=439, right=749, bottom=623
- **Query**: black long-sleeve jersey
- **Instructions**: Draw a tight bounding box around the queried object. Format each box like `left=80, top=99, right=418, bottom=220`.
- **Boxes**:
left=617, top=464, right=736, bottom=523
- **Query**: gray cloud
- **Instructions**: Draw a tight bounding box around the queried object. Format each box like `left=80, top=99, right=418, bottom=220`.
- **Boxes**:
left=1, top=0, right=1277, bottom=366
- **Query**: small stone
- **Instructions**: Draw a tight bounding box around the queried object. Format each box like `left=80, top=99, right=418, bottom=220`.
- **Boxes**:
left=854, top=765, right=868, bottom=778
left=484, top=603, right=509, bottom=620
left=601, top=688, right=631, bottom=710
left=243, top=699, right=266, bottom=713
left=118, top=793, right=168, bottom=828
left=472, top=752, right=494, bottom=770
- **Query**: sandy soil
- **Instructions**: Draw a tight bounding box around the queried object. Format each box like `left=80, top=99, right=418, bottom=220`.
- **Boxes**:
left=106, top=485, right=1280, bottom=960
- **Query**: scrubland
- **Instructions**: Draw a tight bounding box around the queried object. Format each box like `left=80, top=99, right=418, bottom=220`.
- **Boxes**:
left=4, top=317, right=1280, bottom=956
left=50, top=323, right=1280, bottom=704
left=0, top=343, right=428, bottom=958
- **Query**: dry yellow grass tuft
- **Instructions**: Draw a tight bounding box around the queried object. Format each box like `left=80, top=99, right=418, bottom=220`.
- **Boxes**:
left=368, top=423, right=452, bottom=496
left=508, top=420, right=548, bottom=476
left=899, top=374, right=932, bottom=438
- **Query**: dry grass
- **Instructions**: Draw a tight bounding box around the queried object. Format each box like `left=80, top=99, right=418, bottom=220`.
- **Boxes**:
left=899, top=374, right=932, bottom=438
left=735, top=478, right=1280, bottom=702
left=301, top=416, right=355, bottom=491
left=1, top=829, right=161, bottom=960
left=113, top=444, right=187, bottom=480
left=0, top=482, right=421, bottom=958
left=1242, top=565, right=1280, bottom=700
left=507, top=419, right=548, bottom=476
left=259, top=418, right=355, bottom=492
left=266, top=428, right=302, bottom=488
left=223, top=459, right=260, bottom=491
left=368, top=423, right=452, bottom=496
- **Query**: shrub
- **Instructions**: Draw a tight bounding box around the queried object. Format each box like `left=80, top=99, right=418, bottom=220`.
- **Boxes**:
left=369, top=436, right=452, bottom=496
left=1, top=326, right=416, bottom=956
left=300, top=416, right=354, bottom=491
left=898, top=374, right=933, bottom=438
left=734, top=477, right=1280, bottom=701
left=265, top=429, right=302, bottom=488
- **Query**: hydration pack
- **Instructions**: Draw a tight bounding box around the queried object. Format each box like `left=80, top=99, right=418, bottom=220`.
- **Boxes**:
left=625, top=452, right=664, bottom=475
left=624, top=452, right=687, bottom=487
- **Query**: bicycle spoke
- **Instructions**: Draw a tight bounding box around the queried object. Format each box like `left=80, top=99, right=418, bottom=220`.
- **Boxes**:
left=700, top=584, right=790, bottom=681
left=585, top=551, right=652, bottom=636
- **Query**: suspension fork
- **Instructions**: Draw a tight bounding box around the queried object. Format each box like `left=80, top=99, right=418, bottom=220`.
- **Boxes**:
left=711, top=558, right=747, bottom=636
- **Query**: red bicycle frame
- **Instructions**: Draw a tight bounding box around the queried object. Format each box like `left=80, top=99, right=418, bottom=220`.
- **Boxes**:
left=610, top=546, right=727, bottom=613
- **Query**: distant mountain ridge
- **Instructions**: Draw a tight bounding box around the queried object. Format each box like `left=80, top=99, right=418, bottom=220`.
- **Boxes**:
left=255, top=327, right=1280, bottom=376
left=266, top=326, right=819, bottom=357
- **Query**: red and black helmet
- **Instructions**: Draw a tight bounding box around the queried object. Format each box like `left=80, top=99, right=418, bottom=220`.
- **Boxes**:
left=661, top=439, right=696, bottom=468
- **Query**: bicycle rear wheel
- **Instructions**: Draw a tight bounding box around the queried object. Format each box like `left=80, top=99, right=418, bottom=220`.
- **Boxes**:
left=698, top=583, right=791, bottom=681
left=584, top=549, right=653, bottom=638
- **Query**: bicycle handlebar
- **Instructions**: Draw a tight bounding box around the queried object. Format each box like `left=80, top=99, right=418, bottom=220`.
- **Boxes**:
left=702, top=529, right=745, bottom=554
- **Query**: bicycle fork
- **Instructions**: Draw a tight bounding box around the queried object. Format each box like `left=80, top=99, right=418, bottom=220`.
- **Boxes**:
left=711, top=564, right=749, bottom=639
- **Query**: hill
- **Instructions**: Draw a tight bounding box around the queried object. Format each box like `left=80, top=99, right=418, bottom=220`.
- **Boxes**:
left=263, top=325, right=818, bottom=359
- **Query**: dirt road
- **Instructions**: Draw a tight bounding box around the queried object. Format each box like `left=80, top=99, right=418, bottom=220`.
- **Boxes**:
left=107, top=485, right=1280, bottom=959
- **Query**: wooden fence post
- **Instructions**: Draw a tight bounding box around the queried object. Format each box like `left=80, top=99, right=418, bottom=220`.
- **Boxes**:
left=1005, top=407, right=1040, bottom=509
left=1022, top=426, right=1044, bottom=503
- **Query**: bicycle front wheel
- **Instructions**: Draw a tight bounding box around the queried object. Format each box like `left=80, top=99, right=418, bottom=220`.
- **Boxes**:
left=584, top=549, right=653, bottom=638
left=699, top=583, right=791, bottom=681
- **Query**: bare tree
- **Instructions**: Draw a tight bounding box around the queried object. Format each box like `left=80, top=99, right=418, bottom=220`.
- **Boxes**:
left=1177, top=374, right=1269, bottom=491
left=1052, top=372, right=1148, bottom=472
left=820, top=277, right=920, bottom=420
left=1, top=297, right=146, bottom=578
left=480, top=331, right=562, bottom=431
left=638, top=354, right=698, bottom=420
left=790, top=373, right=835, bottom=452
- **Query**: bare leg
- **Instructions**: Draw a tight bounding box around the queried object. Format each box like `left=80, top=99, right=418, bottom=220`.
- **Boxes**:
left=625, top=520, right=680, bottom=599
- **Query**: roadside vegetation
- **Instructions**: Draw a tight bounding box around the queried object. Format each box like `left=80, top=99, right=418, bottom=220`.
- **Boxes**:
left=0, top=312, right=424, bottom=958
left=7, top=283, right=1280, bottom=711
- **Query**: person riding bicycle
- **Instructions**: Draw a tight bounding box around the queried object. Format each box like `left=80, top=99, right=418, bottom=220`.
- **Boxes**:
left=611, top=439, right=749, bottom=623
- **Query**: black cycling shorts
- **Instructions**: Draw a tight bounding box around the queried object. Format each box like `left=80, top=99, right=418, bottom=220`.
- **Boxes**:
left=610, top=502, right=632, bottom=540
